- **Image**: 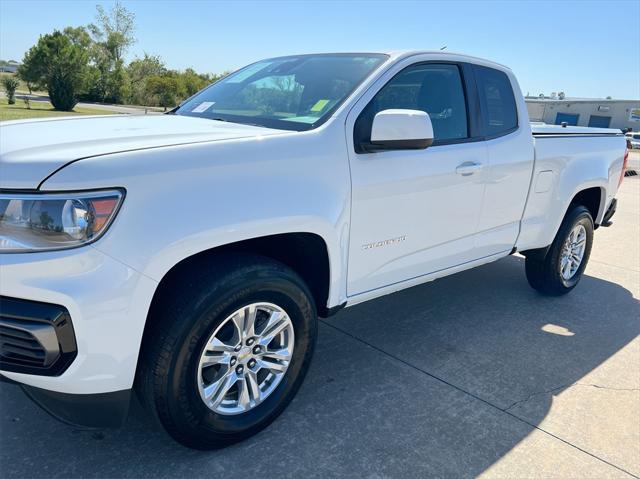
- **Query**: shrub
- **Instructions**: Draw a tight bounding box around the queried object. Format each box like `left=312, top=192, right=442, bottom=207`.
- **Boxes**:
left=1, top=76, right=20, bottom=104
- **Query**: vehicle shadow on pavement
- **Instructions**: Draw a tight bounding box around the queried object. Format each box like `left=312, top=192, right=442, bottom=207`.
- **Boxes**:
left=1, top=255, right=638, bottom=478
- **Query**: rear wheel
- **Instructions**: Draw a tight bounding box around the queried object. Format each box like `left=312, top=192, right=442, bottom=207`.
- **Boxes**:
left=138, top=254, right=317, bottom=449
left=525, top=205, right=594, bottom=296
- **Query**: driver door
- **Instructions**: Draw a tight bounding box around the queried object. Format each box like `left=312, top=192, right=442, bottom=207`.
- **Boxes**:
left=346, top=61, right=488, bottom=296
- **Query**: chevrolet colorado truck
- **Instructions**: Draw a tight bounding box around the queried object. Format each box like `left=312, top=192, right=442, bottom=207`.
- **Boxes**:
left=0, top=52, right=628, bottom=449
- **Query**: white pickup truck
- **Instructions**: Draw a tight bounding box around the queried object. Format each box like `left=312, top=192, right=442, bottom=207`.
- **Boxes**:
left=0, top=51, right=628, bottom=449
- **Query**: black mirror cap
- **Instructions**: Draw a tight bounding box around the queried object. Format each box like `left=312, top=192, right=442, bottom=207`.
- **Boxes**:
left=359, top=138, right=433, bottom=153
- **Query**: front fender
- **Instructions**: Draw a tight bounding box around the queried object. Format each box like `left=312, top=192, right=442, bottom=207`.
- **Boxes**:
left=40, top=124, right=352, bottom=309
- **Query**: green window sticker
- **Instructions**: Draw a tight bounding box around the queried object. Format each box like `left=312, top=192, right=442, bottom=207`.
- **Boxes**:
left=310, top=99, right=330, bottom=112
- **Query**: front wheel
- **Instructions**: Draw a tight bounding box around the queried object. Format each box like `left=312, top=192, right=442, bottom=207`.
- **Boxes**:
left=138, top=254, right=317, bottom=449
left=525, top=205, right=594, bottom=296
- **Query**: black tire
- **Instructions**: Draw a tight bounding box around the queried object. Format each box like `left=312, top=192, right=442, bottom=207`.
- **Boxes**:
left=525, top=205, right=594, bottom=296
left=138, top=253, right=317, bottom=449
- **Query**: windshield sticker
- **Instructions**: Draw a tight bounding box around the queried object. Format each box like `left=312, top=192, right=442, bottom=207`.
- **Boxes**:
left=191, top=102, right=215, bottom=113
left=310, top=99, right=330, bottom=112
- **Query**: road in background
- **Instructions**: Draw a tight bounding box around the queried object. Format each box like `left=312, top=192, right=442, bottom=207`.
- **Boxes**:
left=0, top=91, right=164, bottom=115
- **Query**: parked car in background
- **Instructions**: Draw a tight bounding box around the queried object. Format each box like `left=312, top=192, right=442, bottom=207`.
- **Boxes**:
left=0, top=51, right=628, bottom=449
left=625, top=131, right=640, bottom=149
left=625, top=135, right=640, bottom=174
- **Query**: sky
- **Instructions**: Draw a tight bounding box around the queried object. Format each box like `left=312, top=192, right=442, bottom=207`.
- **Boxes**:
left=1, top=0, right=639, bottom=99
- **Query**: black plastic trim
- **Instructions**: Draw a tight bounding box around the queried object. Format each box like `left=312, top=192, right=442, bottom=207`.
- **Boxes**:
left=460, top=63, right=483, bottom=140
left=0, top=374, right=18, bottom=385
left=21, top=385, right=131, bottom=428
left=521, top=245, right=551, bottom=261
left=533, top=132, right=623, bottom=138
left=600, top=198, right=617, bottom=227
left=361, top=138, right=434, bottom=152
left=0, top=296, right=77, bottom=376
left=319, top=301, right=347, bottom=318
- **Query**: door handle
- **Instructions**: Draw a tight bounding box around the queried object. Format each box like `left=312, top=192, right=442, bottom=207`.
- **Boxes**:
left=455, top=161, right=483, bottom=176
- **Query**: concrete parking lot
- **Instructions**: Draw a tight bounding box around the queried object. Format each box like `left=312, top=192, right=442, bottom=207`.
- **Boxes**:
left=1, top=177, right=638, bottom=478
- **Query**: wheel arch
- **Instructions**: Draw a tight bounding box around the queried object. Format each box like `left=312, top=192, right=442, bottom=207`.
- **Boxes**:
left=568, top=186, right=605, bottom=227
left=521, top=186, right=604, bottom=259
left=146, top=232, right=335, bottom=320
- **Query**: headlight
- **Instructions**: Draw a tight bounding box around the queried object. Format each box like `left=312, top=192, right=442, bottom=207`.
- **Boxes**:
left=0, top=189, right=124, bottom=253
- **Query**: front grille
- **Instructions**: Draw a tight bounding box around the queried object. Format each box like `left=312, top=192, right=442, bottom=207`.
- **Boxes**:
left=0, top=297, right=77, bottom=376
left=1, top=324, right=47, bottom=366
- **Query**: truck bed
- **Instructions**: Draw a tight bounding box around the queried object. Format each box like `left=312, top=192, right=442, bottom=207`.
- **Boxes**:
left=516, top=124, right=626, bottom=252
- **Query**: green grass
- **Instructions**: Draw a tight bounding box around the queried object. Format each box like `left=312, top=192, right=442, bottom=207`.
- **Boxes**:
left=0, top=98, right=117, bottom=122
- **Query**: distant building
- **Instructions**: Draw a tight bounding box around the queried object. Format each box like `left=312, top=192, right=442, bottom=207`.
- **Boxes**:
left=525, top=95, right=640, bottom=132
left=0, top=61, right=20, bottom=73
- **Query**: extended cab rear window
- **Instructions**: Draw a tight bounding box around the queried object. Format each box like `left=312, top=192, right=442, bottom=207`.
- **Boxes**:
left=474, top=65, right=518, bottom=137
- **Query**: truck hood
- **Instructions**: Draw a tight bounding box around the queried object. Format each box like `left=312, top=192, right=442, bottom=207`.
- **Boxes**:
left=0, top=114, right=288, bottom=189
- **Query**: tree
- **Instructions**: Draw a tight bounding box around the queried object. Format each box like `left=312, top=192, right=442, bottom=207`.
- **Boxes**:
left=17, top=46, right=47, bottom=93
left=105, top=59, right=130, bottom=103
left=1, top=76, right=20, bottom=104
left=89, top=2, right=135, bottom=63
left=87, top=2, right=136, bottom=103
left=127, top=53, right=166, bottom=105
left=178, top=68, right=210, bottom=98
left=63, top=26, right=93, bottom=50
left=18, top=30, right=89, bottom=111
left=146, top=75, right=179, bottom=110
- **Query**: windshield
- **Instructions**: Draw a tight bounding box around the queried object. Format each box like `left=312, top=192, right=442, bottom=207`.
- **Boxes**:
left=175, top=53, right=388, bottom=131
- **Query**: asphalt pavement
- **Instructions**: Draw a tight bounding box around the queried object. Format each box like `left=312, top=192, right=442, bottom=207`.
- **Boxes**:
left=1, top=177, right=638, bottom=478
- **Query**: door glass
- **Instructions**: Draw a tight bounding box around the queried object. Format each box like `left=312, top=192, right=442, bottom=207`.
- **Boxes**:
left=354, top=63, right=468, bottom=149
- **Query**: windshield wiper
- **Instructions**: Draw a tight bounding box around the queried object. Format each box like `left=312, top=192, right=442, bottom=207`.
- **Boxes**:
left=208, top=117, right=263, bottom=128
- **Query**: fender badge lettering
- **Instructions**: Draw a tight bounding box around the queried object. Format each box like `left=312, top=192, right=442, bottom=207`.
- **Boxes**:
left=362, top=235, right=407, bottom=250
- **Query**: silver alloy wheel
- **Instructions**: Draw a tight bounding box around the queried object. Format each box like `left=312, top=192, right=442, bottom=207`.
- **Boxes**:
left=197, top=302, right=295, bottom=415
left=560, top=224, right=587, bottom=280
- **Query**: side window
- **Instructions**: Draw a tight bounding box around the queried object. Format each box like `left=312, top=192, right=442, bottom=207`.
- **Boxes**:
left=354, top=63, right=468, bottom=150
left=474, top=66, right=518, bottom=136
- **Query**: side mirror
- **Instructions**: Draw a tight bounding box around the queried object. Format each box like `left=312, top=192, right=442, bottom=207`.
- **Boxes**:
left=368, top=109, right=434, bottom=151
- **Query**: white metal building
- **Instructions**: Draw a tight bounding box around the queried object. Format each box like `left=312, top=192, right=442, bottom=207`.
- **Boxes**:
left=525, top=96, right=640, bottom=131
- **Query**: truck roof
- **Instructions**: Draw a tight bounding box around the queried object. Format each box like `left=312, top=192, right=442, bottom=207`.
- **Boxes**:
left=266, top=51, right=512, bottom=72
left=383, top=50, right=511, bottom=70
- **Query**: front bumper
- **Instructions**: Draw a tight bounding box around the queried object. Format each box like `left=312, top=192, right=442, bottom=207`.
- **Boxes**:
left=22, top=384, right=132, bottom=428
left=0, top=246, right=158, bottom=395
left=0, top=372, right=131, bottom=428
